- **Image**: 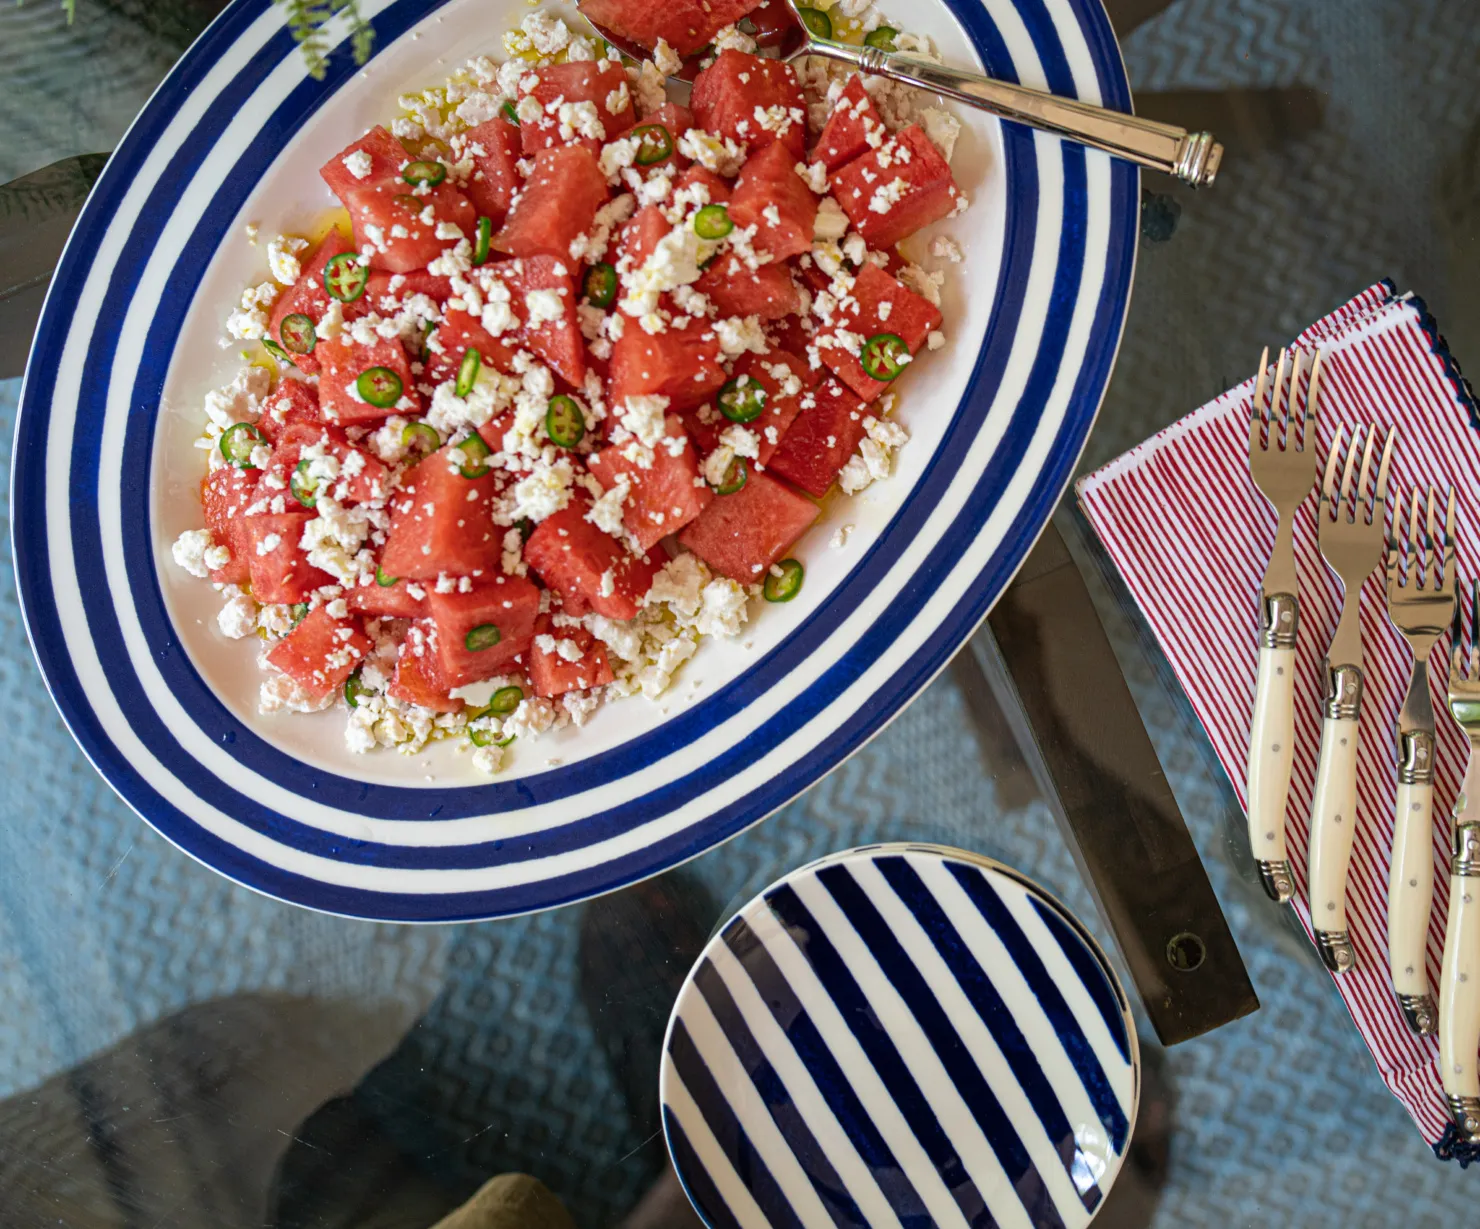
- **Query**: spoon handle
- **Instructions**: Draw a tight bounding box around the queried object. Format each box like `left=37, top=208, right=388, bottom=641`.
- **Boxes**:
left=805, top=41, right=1221, bottom=186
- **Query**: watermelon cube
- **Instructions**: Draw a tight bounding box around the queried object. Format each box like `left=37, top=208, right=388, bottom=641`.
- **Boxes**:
left=457, top=117, right=524, bottom=225
left=528, top=615, right=615, bottom=698
left=814, top=75, right=887, bottom=173
left=576, top=0, right=754, bottom=57
left=428, top=574, right=541, bottom=687
left=691, top=51, right=806, bottom=157
left=267, top=229, right=361, bottom=375
left=678, top=469, right=817, bottom=583
left=266, top=605, right=372, bottom=701
left=494, top=145, right=610, bottom=261
left=728, top=140, right=818, bottom=262
left=816, top=262, right=942, bottom=402
left=243, top=511, right=334, bottom=602
left=729, top=352, right=809, bottom=464
left=499, top=255, right=586, bottom=387
left=425, top=307, right=517, bottom=387
left=769, top=313, right=821, bottom=374
left=611, top=102, right=694, bottom=175
left=524, top=501, right=664, bottom=619
left=608, top=318, right=726, bottom=412
left=519, top=60, right=635, bottom=156
left=830, top=124, right=963, bottom=250
left=346, top=575, right=429, bottom=619
left=695, top=251, right=802, bottom=321
left=379, top=448, right=504, bottom=580
left=347, top=180, right=478, bottom=274
left=201, top=466, right=258, bottom=584
left=764, top=376, right=869, bottom=496
left=674, top=164, right=731, bottom=205
left=390, top=621, right=465, bottom=713
left=365, top=269, right=455, bottom=311
left=320, top=125, right=408, bottom=201
left=317, top=334, right=419, bottom=425
left=268, top=421, right=390, bottom=504
left=614, top=204, right=672, bottom=276
left=256, top=378, right=323, bottom=442
left=586, top=413, right=713, bottom=551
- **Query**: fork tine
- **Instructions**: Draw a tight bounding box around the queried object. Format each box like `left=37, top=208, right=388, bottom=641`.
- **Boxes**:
left=1283, top=351, right=1304, bottom=449
left=1453, top=574, right=1466, bottom=675
left=1322, top=425, right=1347, bottom=507
left=1273, top=349, right=1290, bottom=448
left=1471, top=580, right=1479, bottom=677
left=1425, top=486, right=1440, bottom=587
left=1374, top=427, right=1397, bottom=507
left=1303, top=350, right=1324, bottom=451
left=1338, top=425, right=1366, bottom=520
left=1443, top=488, right=1458, bottom=594
left=1250, top=346, right=1269, bottom=453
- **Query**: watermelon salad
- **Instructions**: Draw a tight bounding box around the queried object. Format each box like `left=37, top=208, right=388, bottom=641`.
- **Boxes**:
left=170, top=3, right=970, bottom=774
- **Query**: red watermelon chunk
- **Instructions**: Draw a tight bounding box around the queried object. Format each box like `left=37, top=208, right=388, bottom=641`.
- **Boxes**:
left=728, top=140, right=817, bottom=261
left=677, top=468, right=817, bottom=583
left=346, top=575, right=429, bottom=619
left=769, top=313, right=821, bottom=375
left=347, top=180, right=478, bottom=274
left=528, top=615, right=614, bottom=698
left=494, top=145, right=609, bottom=261
left=728, top=352, right=810, bottom=464
left=499, top=255, right=586, bottom=387
left=816, top=262, right=942, bottom=402
left=201, top=466, right=258, bottom=584
left=524, top=500, right=663, bottom=620
left=691, top=51, right=806, bottom=157
left=379, top=448, right=503, bottom=580
left=390, top=621, right=464, bottom=712
left=608, top=319, right=726, bottom=412
left=256, top=378, right=323, bottom=442
left=611, top=102, right=693, bottom=175
left=830, top=124, right=962, bottom=250
left=614, top=204, right=672, bottom=276
left=814, top=75, right=887, bottom=173
left=428, top=574, right=541, bottom=687
left=266, top=605, right=372, bottom=701
left=675, top=165, right=731, bottom=205
left=695, top=251, right=802, bottom=321
left=320, top=125, right=408, bottom=202
left=267, top=229, right=361, bottom=375
left=587, top=413, right=712, bottom=551
left=425, top=307, right=518, bottom=387
left=519, top=60, right=635, bottom=155
left=243, top=511, right=334, bottom=602
left=577, top=0, right=754, bottom=57
left=457, top=117, right=524, bottom=225
left=365, top=269, right=454, bottom=311
left=764, top=376, right=869, bottom=496
left=268, top=421, right=391, bottom=504
left=317, top=334, right=420, bottom=426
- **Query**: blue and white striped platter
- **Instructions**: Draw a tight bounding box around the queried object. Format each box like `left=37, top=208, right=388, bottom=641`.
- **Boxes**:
left=662, top=845, right=1139, bottom=1229
left=11, top=0, right=1136, bottom=920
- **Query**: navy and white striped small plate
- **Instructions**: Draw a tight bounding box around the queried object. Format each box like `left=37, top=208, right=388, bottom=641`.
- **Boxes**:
left=661, top=845, right=1139, bottom=1229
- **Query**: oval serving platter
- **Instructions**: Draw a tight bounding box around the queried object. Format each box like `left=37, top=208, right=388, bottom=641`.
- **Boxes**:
left=660, top=844, right=1140, bottom=1228
left=11, top=0, right=1136, bottom=920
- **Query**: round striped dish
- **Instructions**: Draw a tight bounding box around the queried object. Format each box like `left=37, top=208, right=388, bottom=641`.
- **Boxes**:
left=661, top=845, right=1140, bottom=1229
left=11, top=0, right=1136, bottom=920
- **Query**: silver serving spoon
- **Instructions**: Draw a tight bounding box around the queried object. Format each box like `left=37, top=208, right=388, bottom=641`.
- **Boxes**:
left=582, top=0, right=1222, bottom=187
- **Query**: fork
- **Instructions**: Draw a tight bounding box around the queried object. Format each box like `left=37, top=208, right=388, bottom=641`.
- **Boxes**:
left=1385, top=487, right=1457, bottom=1034
left=1244, top=348, right=1323, bottom=903
left=1307, top=423, right=1397, bottom=973
left=1441, top=579, right=1480, bottom=1140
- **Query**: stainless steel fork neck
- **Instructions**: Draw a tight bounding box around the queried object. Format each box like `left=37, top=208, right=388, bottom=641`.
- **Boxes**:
left=1397, top=662, right=1437, bottom=784
left=1260, top=592, right=1299, bottom=649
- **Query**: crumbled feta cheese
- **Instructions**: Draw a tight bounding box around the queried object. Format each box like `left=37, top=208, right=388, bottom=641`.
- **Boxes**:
left=695, top=579, right=749, bottom=637
left=632, top=60, right=667, bottom=115
left=512, top=457, right=575, bottom=523
left=225, top=281, right=280, bottom=340
left=172, top=528, right=217, bottom=578
left=830, top=523, right=855, bottom=549
left=927, top=330, right=946, bottom=351
left=899, top=262, right=945, bottom=308
left=260, top=671, right=336, bottom=714
left=218, top=593, right=258, bottom=638
left=868, top=177, right=911, bottom=215
left=796, top=160, right=829, bottom=194
left=652, top=38, right=683, bottom=77
left=711, top=24, right=757, bottom=55
left=676, top=129, right=748, bottom=177
left=342, top=149, right=373, bottom=180
left=587, top=476, right=631, bottom=539
left=714, top=315, right=768, bottom=357
left=521, top=10, right=570, bottom=55
left=524, top=288, right=565, bottom=329
left=266, top=234, right=308, bottom=286
left=813, top=197, right=850, bottom=242
left=203, top=365, right=271, bottom=432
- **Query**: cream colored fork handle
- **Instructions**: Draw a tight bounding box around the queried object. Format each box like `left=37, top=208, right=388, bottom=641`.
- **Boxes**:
left=1308, top=713, right=1360, bottom=973
left=1246, top=644, right=1297, bottom=901
left=1441, top=752, right=1480, bottom=1137
left=1388, top=779, right=1436, bottom=1033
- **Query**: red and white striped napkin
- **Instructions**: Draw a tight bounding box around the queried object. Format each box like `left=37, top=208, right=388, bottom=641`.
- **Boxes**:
left=1077, top=281, right=1480, bottom=1157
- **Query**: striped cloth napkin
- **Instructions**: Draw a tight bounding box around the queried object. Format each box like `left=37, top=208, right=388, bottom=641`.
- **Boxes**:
left=1076, top=280, right=1480, bottom=1160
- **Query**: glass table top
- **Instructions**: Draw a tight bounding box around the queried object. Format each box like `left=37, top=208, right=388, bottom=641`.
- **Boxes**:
left=3, top=0, right=1479, bottom=1224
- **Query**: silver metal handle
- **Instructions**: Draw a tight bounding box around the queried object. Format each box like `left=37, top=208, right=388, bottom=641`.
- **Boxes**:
left=805, top=41, right=1222, bottom=186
